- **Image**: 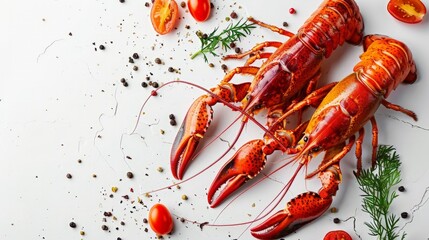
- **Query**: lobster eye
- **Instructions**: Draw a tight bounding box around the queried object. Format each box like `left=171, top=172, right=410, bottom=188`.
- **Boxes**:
left=303, top=136, right=309, bottom=142
left=312, top=146, right=320, bottom=153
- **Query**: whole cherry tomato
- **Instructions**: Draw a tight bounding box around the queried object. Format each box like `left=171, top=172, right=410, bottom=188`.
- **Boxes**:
left=150, top=0, right=179, bottom=35
left=323, top=230, right=352, bottom=240
left=148, top=203, right=174, bottom=235
left=387, top=0, right=426, bottom=24
left=187, top=0, right=211, bottom=22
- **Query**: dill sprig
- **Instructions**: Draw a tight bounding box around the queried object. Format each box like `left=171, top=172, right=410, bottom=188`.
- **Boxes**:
left=191, top=18, right=256, bottom=62
left=356, top=145, right=406, bottom=240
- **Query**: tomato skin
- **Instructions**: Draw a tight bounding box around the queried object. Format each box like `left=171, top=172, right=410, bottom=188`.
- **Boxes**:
left=188, top=0, right=211, bottom=22
left=323, top=230, right=352, bottom=240
left=148, top=203, right=174, bottom=235
left=387, top=0, right=426, bottom=24
left=150, top=0, right=179, bottom=35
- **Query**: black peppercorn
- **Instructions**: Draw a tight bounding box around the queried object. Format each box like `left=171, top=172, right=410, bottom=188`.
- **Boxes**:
left=69, top=222, right=77, bottom=228
left=127, top=172, right=134, bottom=179
left=398, top=186, right=405, bottom=192
left=401, top=212, right=408, bottom=218
left=333, top=218, right=340, bottom=224
left=99, top=45, right=105, bottom=50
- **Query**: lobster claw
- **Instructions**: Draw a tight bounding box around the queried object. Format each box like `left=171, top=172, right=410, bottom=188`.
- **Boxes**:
left=250, top=192, right=333, bottom=239
left=171, top=95, right=213, bottom=180
left=208, top=139, right=266, bottom=207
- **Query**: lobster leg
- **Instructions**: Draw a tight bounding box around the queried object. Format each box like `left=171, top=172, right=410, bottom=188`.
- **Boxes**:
left=171, top=67, right=259, bottom=180
left=248, top=17, right=295, bottom=37
left=370, top=117, right=378, bottom=168
left=223, top=41, right=282, bottom=60
left=250, top=144, right=344, bottom=239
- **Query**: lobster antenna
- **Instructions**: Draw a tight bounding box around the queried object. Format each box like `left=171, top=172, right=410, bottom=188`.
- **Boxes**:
left=151, top=80, right=291, bottom=151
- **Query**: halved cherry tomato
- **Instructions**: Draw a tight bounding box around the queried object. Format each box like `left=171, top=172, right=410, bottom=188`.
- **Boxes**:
left=150, top=0, right=179, bottom=35
left=323, top=230, right=352, bottom=240
left=187, top=0, right=211, bottom=22
left=387, top=0, right=426, bottom=24
left=148, top=203, right=174, bottom=235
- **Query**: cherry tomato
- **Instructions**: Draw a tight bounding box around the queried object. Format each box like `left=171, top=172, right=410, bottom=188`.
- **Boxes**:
left=148, top=203, right=174, bottom=235
left=150, top=0, right=179, bottom=35
left=323, top=230, right=352, bottom=240
left=387, top=0, right=426, bottom=24
left=187, top=0, right=211, bottom=22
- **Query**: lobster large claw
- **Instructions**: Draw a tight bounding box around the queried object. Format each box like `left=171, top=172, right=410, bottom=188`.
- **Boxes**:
left=171, top=95, right=213, bottom=180
left=208, top=139, right=266, bottom=207
left=250, top=192, right=333, bottom=239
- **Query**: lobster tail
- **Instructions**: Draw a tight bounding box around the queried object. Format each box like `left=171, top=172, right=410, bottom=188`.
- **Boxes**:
left=299, top=0, right=364, bottom=58
left=356, top=34, right=417, bottom=98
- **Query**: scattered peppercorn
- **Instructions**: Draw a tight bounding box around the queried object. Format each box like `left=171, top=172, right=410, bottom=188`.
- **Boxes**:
left=221, top=64, right=228, bottom=71
left=101, top=225, right=109, bottom=231
left=289, top=8, right=296, bottom=14
left=333, top=217, right=340, bottom=224
left=104, top=212, right=113, bottom=217
left=120, top=78, right=126, bottom=83
left=133, top=66, right=138, bottom=71
left=283, top=22, right=289, bottom=27
left=330, top=207, right=338, bottom=213
left=170, top=119, right=177, bottom=126
left=66, top=173, right=72, bottom=179
left=143, top=218, right=148, bottom=223
left=141, top=82, right=148, bottom=88
left=122, top=195, right=129, bottom=200
left=210, top=2, right=214, bottom=8
left=398, top=186, right=405, bottom=192
left=181, top=194, right=188, bottom=200
left=157, top=167, right=164, bottom=172
left=208, top=63, right=214, bottom=68
left=119, top=0, right=125, bottom=2
left=132, top=53, right=139, bottom=59
left=92, top=174, right=97, bottom=178
left=77, top=159, right=82, bottom=163
left=230, top=11, right=238, bottom=19
left=120, top=221, right=125, bottom=226
left=201, top=33, right=208, bottom=39
left=127, top=172, right=134, bottom=179
left=155, top=58, right=162, bottom=64
left=180, top=1, right=186, bottom=8
left=128, top=57, right=134, bottom=63
left=69, top=222, right=77, bottom=228
left=145, top=2, right=150, bottom=7
left=180, top=217, right=185, bottom=223
left=185, top=25, right=190, bottom=29
left=169, top=114, right=175, bottom=120
left=80, top=231, right=85, bottom=236
left=152, top=82, right=159, bottom=88
left=401, top=212, right=408, bottom=218
left=235, top=47, right=241, bottom=53
left=229, top=42, right=236, bottom=48
left=168, top=67, right=174, bottom=72
left=112, top=186, right=118, bottom=193
left=117, top=238, right=122, bottom=240
left=99, top=44, right=105, bottom=50
left=123, top=81, right=128, bottom=87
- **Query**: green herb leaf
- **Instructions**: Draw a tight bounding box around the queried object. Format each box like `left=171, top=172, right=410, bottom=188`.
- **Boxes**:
left=356, top=145, right=406, bottom=240
left=191, top=18, right=256, bottom=62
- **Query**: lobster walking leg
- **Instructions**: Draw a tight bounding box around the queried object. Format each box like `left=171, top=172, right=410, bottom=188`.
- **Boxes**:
left=251, top=144, right=344, bottom=239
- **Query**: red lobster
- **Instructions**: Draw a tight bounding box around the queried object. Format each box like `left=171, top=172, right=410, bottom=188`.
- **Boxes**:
left=250, top=35, right=417, bottom=239
left=171, top=0, right=364, bottom=202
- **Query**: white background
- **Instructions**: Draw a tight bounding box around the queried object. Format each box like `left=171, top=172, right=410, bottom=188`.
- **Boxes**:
left=2, top=0, right=429, bottom=239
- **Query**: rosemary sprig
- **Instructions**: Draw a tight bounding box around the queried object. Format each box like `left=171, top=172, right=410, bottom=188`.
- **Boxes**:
left=356, top=145, right=406, bottom=240
left=191, top=18, right=256, bottom=62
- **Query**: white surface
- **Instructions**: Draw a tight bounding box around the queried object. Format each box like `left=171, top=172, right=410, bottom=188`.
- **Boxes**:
left=2, top=0, right=429, bottom=239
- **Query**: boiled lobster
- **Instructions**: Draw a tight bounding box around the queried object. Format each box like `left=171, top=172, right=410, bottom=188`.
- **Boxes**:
left=171, top=0, right=364, bottom=207
left=250, top=34, right=417, bottom=239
